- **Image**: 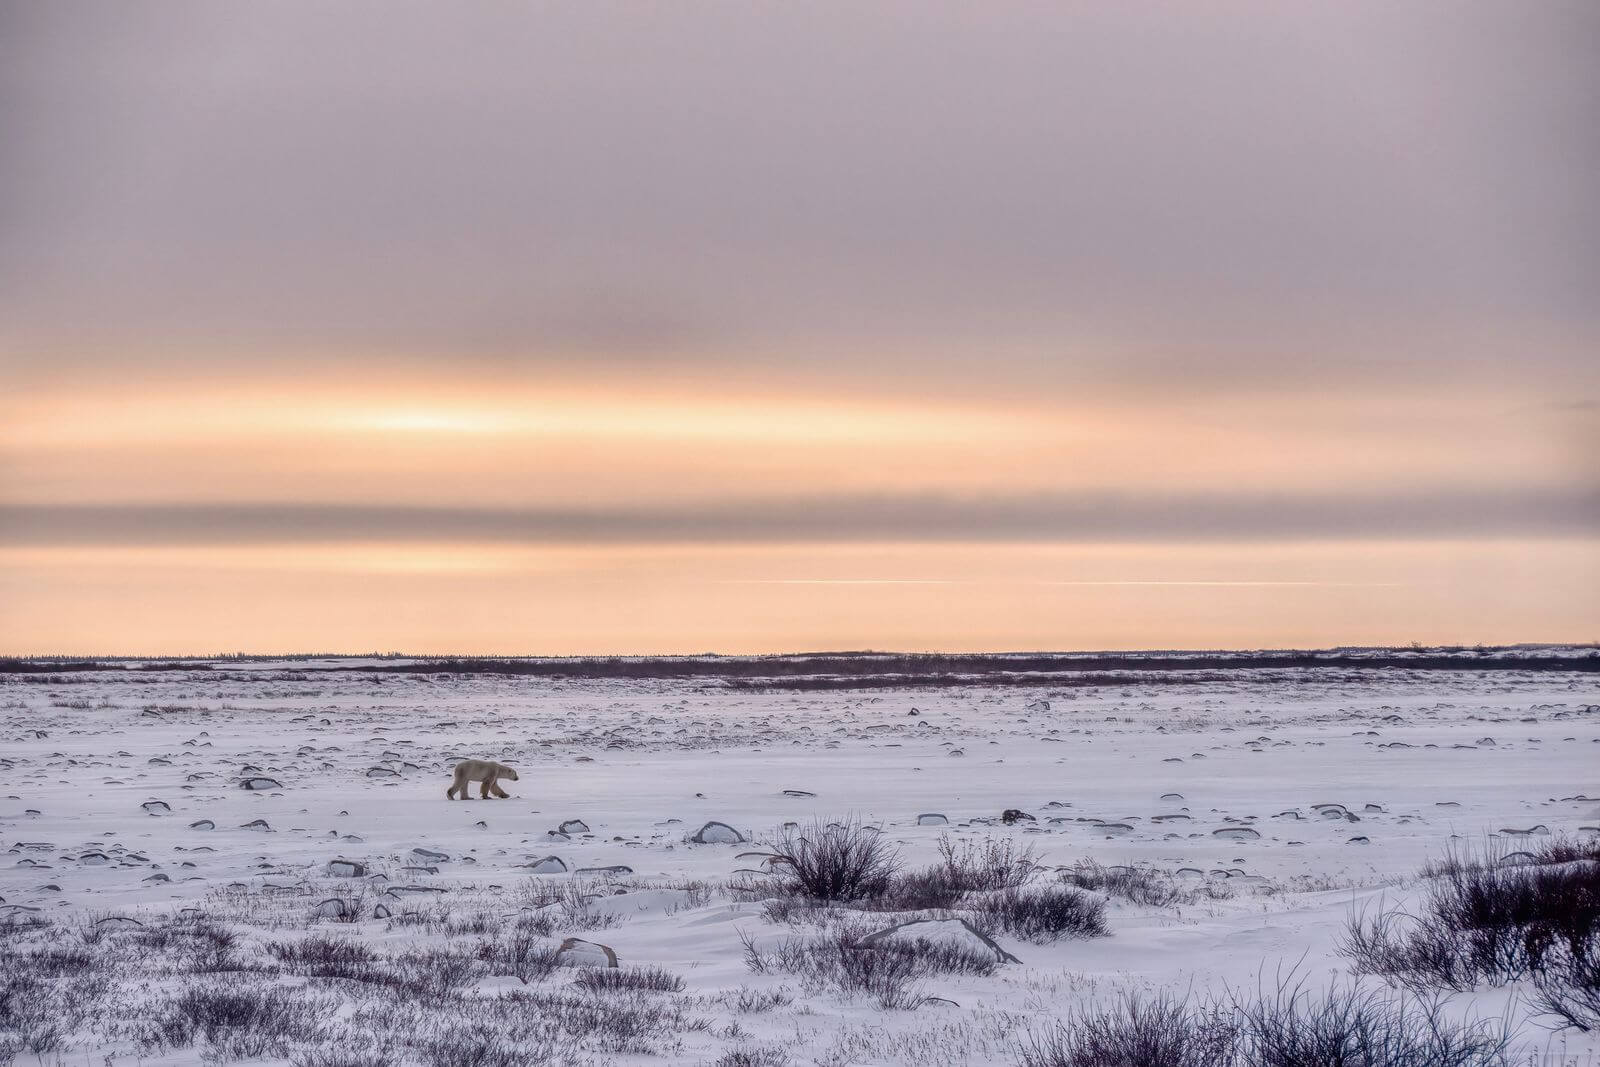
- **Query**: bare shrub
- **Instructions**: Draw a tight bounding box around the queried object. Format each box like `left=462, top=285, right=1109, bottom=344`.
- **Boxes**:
left=479, top=932, right=562, bottom=985
left=17, top=944, right=98, bottom=978
left=869, top=865, right=967, bottom=912
left=716, top=1047, right=792, bottom=1067
left=162, top=981, right=335, bottom=1059
left=445, top=910, right=505, bottom=938
left=416, top=1023, right=548, bottom=1067
left=770, top=818, right=901, bottom=902
left=937, top=835, right=1038, bottom=891
left=1023, top=981, right=1513, bottom=1067
left=511, top=878, right=624, bottom=932
left=827, top=939, right=923, bottom=1009
left=1067, top=861, right=1182, bottom=907
left=573, top=965, right=685, bottom=994
left=0, top=916, right=49, bottom=941
left=1342, top=909, right=1472, bottom=994
left=392, top=946, right=484, bottom=1000
left=268, top=936, right=382, bottom=982
left=1526, top=836, right=1600, bottom=867
left=970, top=885, right=1108, bottom=943
left=1531, top=938, right=1600, bottom=1032
left=732, top=986, right=793, bottom=1013
left=293, top=1051, right=394, bottom=1067
left=0, top=969, right=64, bottom=1059
left=1238, top=980, right=1513, bottom=1066
left=136, top=919, right=245, bottom=974
left=1431, top=862, right=1599, bottom=982
left=495, top=986, right=703, bottom=1056
left=512, top=909, right=556, bottom=938
left=1021, top=993, right=1238, bottom=1067
left=1421, top=834, right=1600, bottom=878
left=758, top=893, right=818, bottom=924
left=386, top=909, right=437, bottom=929
left=860, top=835, right=1040, bottom=913
left=740, top=917, right=998, bottom=1009
left=1343, top=845, right=1600, bottom=993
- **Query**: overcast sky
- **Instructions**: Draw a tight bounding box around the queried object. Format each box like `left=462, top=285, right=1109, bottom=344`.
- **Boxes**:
left=1, top=2, right=1595, bottom=653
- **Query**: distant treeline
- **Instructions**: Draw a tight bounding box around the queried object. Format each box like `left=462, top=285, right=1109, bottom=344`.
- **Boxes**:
left=0, top=659, right=211, bottom=674
left=2, top=649, right=1595, bottom=680
left=350, top=651, right=1600, bottom=680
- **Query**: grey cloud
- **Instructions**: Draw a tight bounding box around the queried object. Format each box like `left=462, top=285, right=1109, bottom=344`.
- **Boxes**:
left=1, top=2, right=1596, bottom=387
left=4, top=490, right=1595, bottom=547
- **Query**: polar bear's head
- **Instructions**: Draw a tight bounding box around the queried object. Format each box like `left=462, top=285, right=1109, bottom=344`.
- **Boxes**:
left=502, top=766, right=519, bottom=781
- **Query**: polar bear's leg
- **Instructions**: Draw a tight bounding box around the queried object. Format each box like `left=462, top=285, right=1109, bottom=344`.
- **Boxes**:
left=490, top=777, right=510, bottom=798
left=479, top=772, right=496, bottom=800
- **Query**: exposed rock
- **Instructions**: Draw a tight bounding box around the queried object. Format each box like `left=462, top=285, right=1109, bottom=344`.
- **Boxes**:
left=1212, top=827, right=1260, bottom=841
left=557, top=937, right=618, bottom=968
left=690, top=820, right=746, bottom=844
left=315, top=898, right=352, bottom=918
left=239, top=777, right=282, bottom=791
left=524, top=855, right=568, bottom=874
left=558, top=820, right=591, bottom=835
left=188, top=819, right=215, bottom=831
left=326, top=860, right=366, bottom=878
left=916, top=813, right=949, bottom=826
left=141, top=800, right=171, bottom=815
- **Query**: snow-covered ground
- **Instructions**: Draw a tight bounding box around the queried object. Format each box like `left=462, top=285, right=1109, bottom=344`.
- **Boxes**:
left=3, top=660, right=1598, bottom=1064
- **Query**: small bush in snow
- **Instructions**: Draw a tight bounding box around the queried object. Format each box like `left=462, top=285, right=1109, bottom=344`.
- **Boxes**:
left=1021, top=993, right=1237, bottom=1067
left=969, top=885, right=1108, bottom=943
left=1531, top=938, right=1600, bottom=1032
left=574, top=965, right=685, bottom=994
left=1023, top=981, right=1513, bottom=1067
left=478, top=931, right=562, bottom=985
left=1066, top=861, right=1183, bottom=908
left=770, top=818, right=901, bottom=903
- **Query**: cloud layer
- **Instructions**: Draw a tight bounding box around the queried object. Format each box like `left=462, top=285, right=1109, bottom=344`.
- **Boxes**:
left=5, top=490, right=1594, bottom=547
left=3, top=3, right=1597, bottom=390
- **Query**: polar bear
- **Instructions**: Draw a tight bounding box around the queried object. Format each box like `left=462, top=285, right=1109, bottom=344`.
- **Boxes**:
left=446, top=759, right=519, bottom=800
